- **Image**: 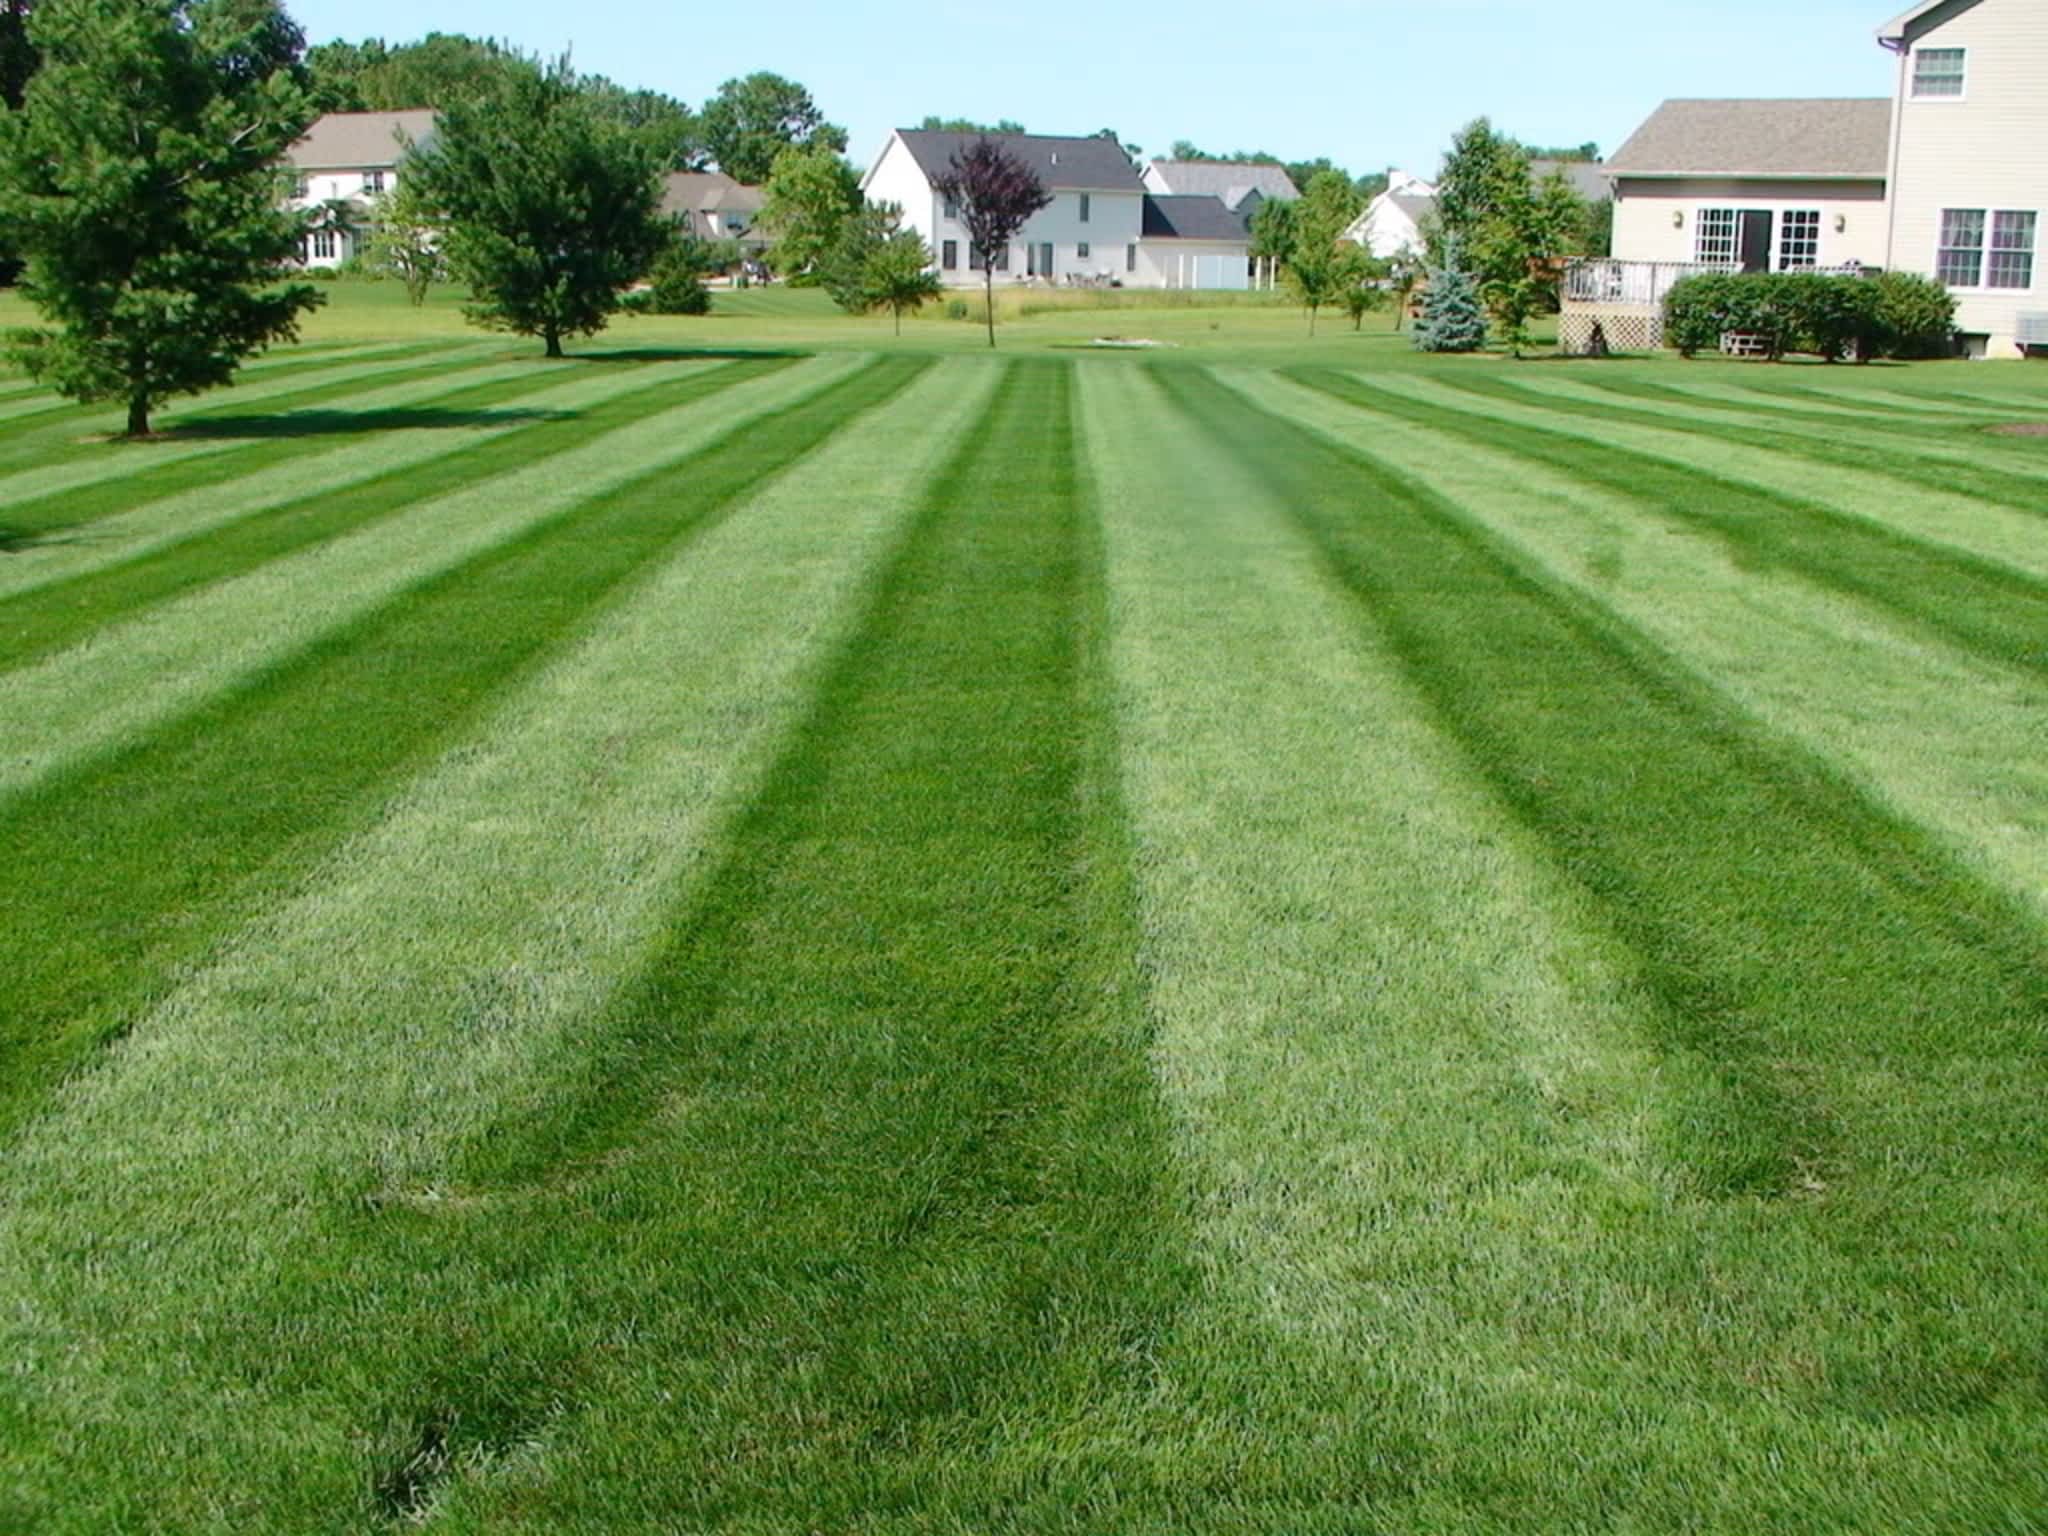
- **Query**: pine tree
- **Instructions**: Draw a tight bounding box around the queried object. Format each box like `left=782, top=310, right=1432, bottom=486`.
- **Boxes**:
left=1414, top=238, right=1489, bottom=353
left=0, top=0, right=320, bottom=435
left=408, top=55, right=668, bottom=357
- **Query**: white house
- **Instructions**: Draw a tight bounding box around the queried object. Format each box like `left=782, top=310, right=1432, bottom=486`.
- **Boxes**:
left=1342, top=170, right=1438, bottom=260
left=1878, top=0, right=2047, bottom=356
left=284, top=109, right=437, bottom=268
left=861, top=130, right=1252, bottom=289
left=1602, top=99, right=1892, bottom=274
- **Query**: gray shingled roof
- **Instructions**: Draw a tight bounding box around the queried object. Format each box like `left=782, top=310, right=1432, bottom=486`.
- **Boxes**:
left=661, top=172, right=765, bottom=218
left=1144, top=160, right=1299, bottom=208
left=1529, top=159, right=1611, bottom=202
left=287, top=110, right=437, bottom=171
left=896, top=130, right=1142, bottom=192
left=1140, top=194, right=1250, bottom=243
left=1604, top=99, right=1890, bottom=179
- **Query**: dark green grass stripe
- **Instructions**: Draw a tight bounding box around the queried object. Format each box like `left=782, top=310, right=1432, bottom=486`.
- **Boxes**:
left=0, top=364, right=754, bottom=667
left=1588, top=374, right=2035, bottom=437
left=343, top=358, right=1183, bottom=1527
left=1297, top=369, right=2048, bottom=678
left=0, top=342, right=443, bottom=420
left=0, top=360, right=585, bottom=549
left=1486, top=374, right=2048, bottom=517
left=1166, top=363, right=2048, bottom=1201
left=0, top=354, right=916, bottom=1142
left=0, top=349, right=506, bottom=487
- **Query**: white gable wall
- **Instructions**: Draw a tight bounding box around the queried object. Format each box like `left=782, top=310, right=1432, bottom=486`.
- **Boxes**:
left=1885, top=0, right=2048, bottom=354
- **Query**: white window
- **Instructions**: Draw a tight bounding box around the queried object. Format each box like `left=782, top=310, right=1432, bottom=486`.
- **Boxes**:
left=1695, top=208, right=1738, bottom=265
left=1079, top=193, right=1091, bottom=223
left=1778, top=209, right=1821, bottom=269
left=291, top=174, right=309, bottom=199
left=1989, top=211, right=2037, bottom=289
left=943, top=195, right=959, bottom=219
left=1937, top=208, right=1985, bottom=286
left=364, top=170, right=385, bottom=196
left=1912, top=47, right=1966, bottom=98
left=310, top=229, right=337, bottom=261
left=1077, top=241, right=1090, bottom=259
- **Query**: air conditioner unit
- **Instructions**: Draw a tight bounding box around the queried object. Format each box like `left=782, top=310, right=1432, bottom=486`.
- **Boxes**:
left=2017, top=312, right=2048, bottom=346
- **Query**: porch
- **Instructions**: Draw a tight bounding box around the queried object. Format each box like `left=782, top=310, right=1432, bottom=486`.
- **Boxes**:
left=1558, top=258, right=1735, bottom=354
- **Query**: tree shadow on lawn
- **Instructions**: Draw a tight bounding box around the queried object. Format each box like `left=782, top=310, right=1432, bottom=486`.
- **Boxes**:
left=570, top=346, right=810, bottom=363
left=155, top=404, right=573, bottom=441
left=0, top=524, right=97, bottom=555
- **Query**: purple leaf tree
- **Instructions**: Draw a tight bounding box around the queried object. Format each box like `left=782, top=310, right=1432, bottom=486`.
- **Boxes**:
left=930, top=136, right=1052, bottom=347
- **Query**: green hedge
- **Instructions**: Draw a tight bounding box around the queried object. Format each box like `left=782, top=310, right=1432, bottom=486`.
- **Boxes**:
left=1664, top=270, right=1955, bottom=361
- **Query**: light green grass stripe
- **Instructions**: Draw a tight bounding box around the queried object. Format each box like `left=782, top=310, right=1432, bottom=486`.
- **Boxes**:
left=0, top=359, right=715, bottom=602
left=0, top=340, right=441, bottom=422
left=1631, top=374, right=2014, bottom=422
left=0, top=362, right=1004, bottom=1532
left=1357, top=372, right=2048, bottom=583
left=0, top=345, right=506, bottom=497
left=0, top=355, right=864, bottom=803
left=1232, top=365, right=2048, bottom=924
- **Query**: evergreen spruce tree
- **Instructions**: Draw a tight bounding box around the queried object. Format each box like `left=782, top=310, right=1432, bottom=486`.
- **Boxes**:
left=0, top=0, right=320, bottom=435
left=1414, top=238, right=1489, bottom=353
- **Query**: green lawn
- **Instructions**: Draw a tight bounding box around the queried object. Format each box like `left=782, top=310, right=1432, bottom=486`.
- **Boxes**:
left=3, top=285, right=2048, bottom=1532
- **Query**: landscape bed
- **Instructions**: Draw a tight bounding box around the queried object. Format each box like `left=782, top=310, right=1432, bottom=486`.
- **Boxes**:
left=1, top=292, right=2046, bottom=1532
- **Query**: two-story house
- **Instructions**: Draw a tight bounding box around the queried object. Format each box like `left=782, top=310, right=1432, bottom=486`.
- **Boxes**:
left=1879, top=0, right=2047, bottom=356
left=860, top=130, right=1255, bottom=289
left=284, top=109, right=437, bottom=268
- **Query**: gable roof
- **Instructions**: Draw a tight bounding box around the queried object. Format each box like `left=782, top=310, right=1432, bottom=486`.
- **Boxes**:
left=1878, top=0, right=1980, bottom=45
left=287, top=110, right=437, bottom=171
left=1529, top=159, right=1611, bottom=202
left=1144, top=160, right=1300, bottom=208
left=1140, top=194, right=1251, bottom=242
left=1604, top=99, right=1890, bottom=180
left=893, top=130, right=1143, bottom=192
left=661, top=172, right=765, bottom=218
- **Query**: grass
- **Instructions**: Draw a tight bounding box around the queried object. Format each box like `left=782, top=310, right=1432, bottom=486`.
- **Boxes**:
left=1, top=282, right=2047, bottom=1531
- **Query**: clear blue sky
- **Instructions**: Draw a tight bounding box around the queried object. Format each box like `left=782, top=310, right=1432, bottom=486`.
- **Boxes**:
left=287, top=0, right=1903, bottom=178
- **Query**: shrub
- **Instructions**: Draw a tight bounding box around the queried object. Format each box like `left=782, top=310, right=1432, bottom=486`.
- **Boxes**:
left=1872, top=271, right=1958, bottom=359
left=1665, top=271, right=1898, bottom=361
left=943, top=297, right=970, bottom=321
left=622, top=237, right=713, bottom=316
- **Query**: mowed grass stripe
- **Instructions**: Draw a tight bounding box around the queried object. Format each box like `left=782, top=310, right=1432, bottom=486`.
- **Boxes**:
left=0, top=355, right=923, bottom=1139
left=1172, top=362, right=2048, bottom=1207
left=0, top=362, right=1010, bottom=1533
left=1479, top=373, right=2048, bottom=518
left=0, top=355, right=584, bottom=549
left=0, top=360, right=756, bottom=670
left=0, top=347, right=511, bottom=507
left=0, top=340, right=446, bottom=425
left=344, top=359, right=1181, bottom=1530
left=1233, top=365, right=2048, bottom=928
left=0, top=355, right=850, bottom=801
left=0, top=358, right=729, bottom=603
left=1303, top=370, right=2048, bottom=677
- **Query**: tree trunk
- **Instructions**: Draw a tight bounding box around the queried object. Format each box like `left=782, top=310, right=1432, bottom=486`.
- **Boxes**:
left=126, top=395, right=150, bottom=438
left=984, top=270, right=995, bottom=349
left=544, top=330, right=564, bottom=359
left=894, top=305, right=902, bottom=337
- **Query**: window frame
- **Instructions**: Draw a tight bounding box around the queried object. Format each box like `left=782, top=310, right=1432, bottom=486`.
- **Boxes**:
left=943, top=195, right=960, bottom=220
left=310, top=229, right=338, bottom=261
left=1911, top=46, right=1967, bottom=99
left=1079, top=192, right=1091, bottom=223
left=364, top=170, right=385, bottom=196
left=1777, top=208, right=1821, bottom=270
left=1077, top=241, right=1090, bottom=260
left=1694, top=207, right=1739, bottom=266
left=1126, top=243, right=1137, bottom=273
left=1936, top=207, right=1987, bottom=287
left=1987, top=210, right=2037, bottom=291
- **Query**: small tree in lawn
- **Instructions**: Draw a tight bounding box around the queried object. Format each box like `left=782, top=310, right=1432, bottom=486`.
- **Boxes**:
left=1387, top=253, right=1423, bottom=330
left=930, top=137, right=1050, bottom=348
left=361, top=181, right=444, bottom=306
left=0, top=0, right=321, bottom=436
left=1284, top=170, right=1363, bottom=334
left=1248, top=196, right=1296, bottom=286
left=823, top=202, right=940, bottom=334
left=756, top=142, right=859, bottom=284
left=408, top=55, right=668, bottom=357
left=1414, top=236, right=1488, bottom=353
left=1340, top=248, right=1390, bottom=330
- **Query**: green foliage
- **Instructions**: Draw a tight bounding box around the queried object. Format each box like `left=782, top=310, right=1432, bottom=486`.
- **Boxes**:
left=1872, top=270, right=1959, bottom=359
left=1521, top=140, right=1601, bottom=162
left=700, top=71, right=845, bottom=186
left=0, top=0, right=321, bottom=433
left=1248, top=197, right=1297, bottom=267
left=917, top=115, right=1025, bottom=134
left=1167, top=139, right=1344, bottom=196
left=1413, top=237, right=1488, bottom=352
left=756, top=142, right=859, bottom=283
left=0, top=0, right=32, bottom=110
left=1664, top=271, right=1895, bottom=361
left=819, top=201, right=939, bottom=332
left=1283, top=170, right=1363, bottom=333
left=358, top=182, right=444, bottom=306
left=1436, top=119, right=1587, bottom=351
left=621, top=235, right=712, bottom=315
left=1341, top=251, right=1390, bottom=329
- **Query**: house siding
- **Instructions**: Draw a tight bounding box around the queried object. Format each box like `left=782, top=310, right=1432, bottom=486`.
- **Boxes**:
left=1610, top=177, right=1888, bottom=269
left=1886, top=0, right=2048, bottom=354
left=1131, top=240, right=1250, bottom=289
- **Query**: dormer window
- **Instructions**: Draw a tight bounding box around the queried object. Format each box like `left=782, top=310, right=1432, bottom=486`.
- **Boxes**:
left=1912, top=47, right=1966, bottom=98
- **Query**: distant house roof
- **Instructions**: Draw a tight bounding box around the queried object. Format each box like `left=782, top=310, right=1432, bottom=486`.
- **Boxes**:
left=894, top=130, right=1143, bottom=192
left=1529, top=158, right=1611, bottom=201
left=661, top=172, right=765, bottom=218
left=1604, top=99, right=1891, bottom=180
left=1140, top=194, right=1250, bottom=243
left=1144, top=159, right=1300, bottom=209
left=287, top=110, right=437, bottom=171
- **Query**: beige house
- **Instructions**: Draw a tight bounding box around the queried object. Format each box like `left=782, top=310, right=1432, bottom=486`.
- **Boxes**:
left=1879, top=0, right=2047, bottom=356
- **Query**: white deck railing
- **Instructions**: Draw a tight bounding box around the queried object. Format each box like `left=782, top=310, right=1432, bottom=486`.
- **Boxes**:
left=1564, top=259, right=1739, bottom=307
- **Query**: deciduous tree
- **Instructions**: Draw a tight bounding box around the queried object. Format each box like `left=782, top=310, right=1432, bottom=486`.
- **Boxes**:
left=822, top=202, right=940, bottom=333
left=0, top=0, right=320, bottom=435
left=931, top=136, right=1050, bottom=348
left=1283, top=170, right=1362, bottom=334
left=407, top=55, right=668, bottom=357
left=361, top=180, right=444, bottom=305
left=701, top=72, right=844, bottom=185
